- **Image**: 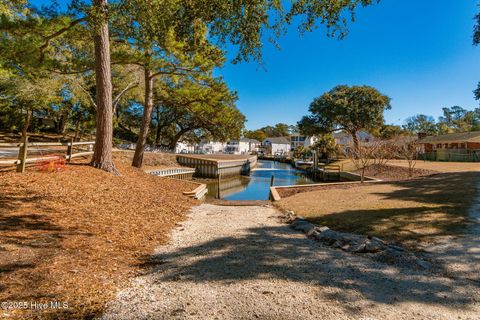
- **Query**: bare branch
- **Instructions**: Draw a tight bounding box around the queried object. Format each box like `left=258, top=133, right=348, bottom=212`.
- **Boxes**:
left=77, top=84, right=97, bottom=110
left=112, top=80, right=139, bottom=113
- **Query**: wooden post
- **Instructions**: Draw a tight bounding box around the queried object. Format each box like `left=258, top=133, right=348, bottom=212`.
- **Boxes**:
left=67, top=138, right=74, bottom=163
left=217, top=174, right=221, bottom=199
left=16, top=135, right=28, bottom=173
left=270, top=174, right=275, bottom=187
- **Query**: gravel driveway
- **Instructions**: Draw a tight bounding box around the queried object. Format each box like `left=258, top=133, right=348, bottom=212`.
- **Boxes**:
left=101, top=204, right=480, bottom=320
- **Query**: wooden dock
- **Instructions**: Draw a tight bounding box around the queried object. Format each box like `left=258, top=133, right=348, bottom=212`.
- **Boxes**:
left=307, top=164, right=341, bottom=181
left=146, top=167, right=196, bottom=180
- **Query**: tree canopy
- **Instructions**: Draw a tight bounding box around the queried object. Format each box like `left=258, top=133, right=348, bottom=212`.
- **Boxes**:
left=0, top=0, right=381, bottom=171
left=298, top=85, right=391, bottom=149
left=153, top=76, right=244, bottom=150
left=310, top=134, right=337, bottom=159
left=243, top=123, right=297, bottom=141
left=402, top=114, right=437, bottom=135
left=402, top=107, right=480, bottom=135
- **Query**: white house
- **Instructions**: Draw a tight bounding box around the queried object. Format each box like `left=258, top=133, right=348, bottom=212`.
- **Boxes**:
left=175, top=141, right=195, bottom=153
left=196, top=140, right=227, bottom=154
left=242, top=138, right=261, bottom=153
left=290, top=133, right=318, bottom=150
left=225, top=138, right=260, bottom=154
left=262, top=137, right=291, bottom=156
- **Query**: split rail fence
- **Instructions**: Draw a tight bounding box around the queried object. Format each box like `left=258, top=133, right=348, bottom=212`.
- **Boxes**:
left=0, top=136, right=95, bottom=173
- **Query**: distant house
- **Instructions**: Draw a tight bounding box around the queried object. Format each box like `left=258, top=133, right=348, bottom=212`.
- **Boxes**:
left=196, top=140, right=227, bottom=154
left=226, top=138, right=260, bottom=154
left=242, top=138, right=261, bottom=153
left=289, top=133, right=317, bottom=150
left=175, top=141, right=195, bottom=154
left=333, top=131, right=373, bottom=147
left=262, top=137, right=291, bottom=156
left=418, top=131, right=480, bottom=161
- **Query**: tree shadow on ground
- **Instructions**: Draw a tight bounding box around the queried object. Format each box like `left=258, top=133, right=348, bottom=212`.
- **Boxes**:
left=138, top=224, right=477, bottom=314
left=289, top=171, right=480, bottom=283
left=306, top=172, right=480, bottom=245
left=0, top=189, right=89, bottom=301
left=373, top=172, right=480, bottom=212
left=0, top=191, right=66, bottom=249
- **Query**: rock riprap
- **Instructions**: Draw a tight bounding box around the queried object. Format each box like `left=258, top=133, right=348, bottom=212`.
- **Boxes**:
left=287, top=211, right=433, bottom=270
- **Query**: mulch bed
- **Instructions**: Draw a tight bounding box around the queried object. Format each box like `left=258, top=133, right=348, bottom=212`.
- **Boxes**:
left=0, top=160, right=197, bottom=319
left=354, top=164, right=438, bottom=181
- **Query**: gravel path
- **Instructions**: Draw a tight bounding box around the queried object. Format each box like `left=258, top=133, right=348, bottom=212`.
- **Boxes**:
left=102, top=204, right=480, bottom=320
left=418, top=178, right=480, bottom=283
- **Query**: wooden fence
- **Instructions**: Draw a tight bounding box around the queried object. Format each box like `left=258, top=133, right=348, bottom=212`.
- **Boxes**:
left=0, top=136, right=95, bottom=172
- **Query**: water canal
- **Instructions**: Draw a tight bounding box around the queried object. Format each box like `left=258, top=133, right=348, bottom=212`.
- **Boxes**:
left=204, top=160, right=316, bottom=200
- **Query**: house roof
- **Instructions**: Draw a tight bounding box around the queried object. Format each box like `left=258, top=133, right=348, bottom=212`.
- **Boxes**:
left=263, top=137, right=290, bottom=144
left=419, top=131, right=480, bottom=144
left=239, top=138, right=260, bottom=143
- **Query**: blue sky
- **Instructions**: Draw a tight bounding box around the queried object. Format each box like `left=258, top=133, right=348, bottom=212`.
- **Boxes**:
left=32, top=0, right=480, bottom=130
left=219, top=0, right=480, bottom=129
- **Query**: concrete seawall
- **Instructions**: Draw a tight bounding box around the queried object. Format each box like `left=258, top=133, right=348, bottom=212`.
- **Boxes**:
left=176, top=155, right=258, bottom=178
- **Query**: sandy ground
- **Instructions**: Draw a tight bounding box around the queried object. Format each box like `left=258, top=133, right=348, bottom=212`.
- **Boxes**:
left=417, top=177, right=480, bottom=283
left=336, top=159, right=480, bottom=173
left=101, top=204, right=480, bottom=320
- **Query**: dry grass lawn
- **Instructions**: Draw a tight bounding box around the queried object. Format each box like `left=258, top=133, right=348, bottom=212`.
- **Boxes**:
left=0, top=160, right=197, bottom=319
left=337, top=158, right=480, bottom=173
left=388, top=159, right=480, bottom=172
left=276, top=172, right=480, bottom=249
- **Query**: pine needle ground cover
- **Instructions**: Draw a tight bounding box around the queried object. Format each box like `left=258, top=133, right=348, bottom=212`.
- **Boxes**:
left=0, top=161, right=197, bottom=319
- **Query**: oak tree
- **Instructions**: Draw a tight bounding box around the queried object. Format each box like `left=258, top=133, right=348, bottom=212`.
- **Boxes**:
left=299, top=85, right=391, bottom=150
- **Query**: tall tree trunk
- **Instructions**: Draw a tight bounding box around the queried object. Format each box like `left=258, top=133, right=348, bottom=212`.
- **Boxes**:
left=90, top=0, right=117, bottom=173
left=21, top=108, right=32, bottom=139
left=132, top=68, right=154, bottom=168
left=351, top=130, right=359, bottom=151
left=74, top=119, right=81, bottom=141
left=58, top=112, right=67, bottom=135
left=168, top=128, right=189, bottom=151
left=154, top=106, right=162, bottom=147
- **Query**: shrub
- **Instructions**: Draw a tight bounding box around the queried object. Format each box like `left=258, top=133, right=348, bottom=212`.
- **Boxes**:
left=36, top=155, right=66, bottom=172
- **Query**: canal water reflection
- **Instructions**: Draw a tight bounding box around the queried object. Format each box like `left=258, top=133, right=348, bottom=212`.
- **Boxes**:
left=206, top=160, right=316, bottom=200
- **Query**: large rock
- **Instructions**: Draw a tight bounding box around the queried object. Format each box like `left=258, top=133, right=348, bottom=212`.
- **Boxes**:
left=290, top=219, right=315, bottom=234
left=365, top=239, right=387, bottom=253
left=314, top=230, right=343, bottom=245
left=315, top=226, right=330, bottom=233
left=344, top=242, right=367, bottom=253
left=287, top=215, right=432, bottom=271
